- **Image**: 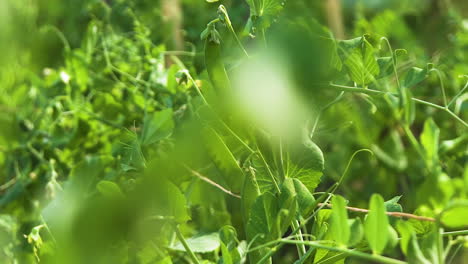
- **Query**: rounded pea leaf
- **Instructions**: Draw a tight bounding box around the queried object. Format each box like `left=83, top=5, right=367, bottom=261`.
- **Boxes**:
left=440, top=200, right=468, bottom=228
left=170, top=232, right=220, bottom=253
left=330, top=195, right=350, bottom=247
left=364, top=194, right=389, bottom=254
left=96, top=180, right=124, bottom=199
left=404, top=67, right=427, bottom=88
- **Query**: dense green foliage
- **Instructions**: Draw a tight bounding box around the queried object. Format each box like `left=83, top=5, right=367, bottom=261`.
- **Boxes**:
left=1, top=0, right=467, bottom=263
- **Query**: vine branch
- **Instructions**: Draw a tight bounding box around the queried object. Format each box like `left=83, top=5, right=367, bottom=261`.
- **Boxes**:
left=318, top=203, right=435, bottom=222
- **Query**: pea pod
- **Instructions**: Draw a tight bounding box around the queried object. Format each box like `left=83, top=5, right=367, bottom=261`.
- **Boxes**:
left=202, top=22, right=232, bottom=96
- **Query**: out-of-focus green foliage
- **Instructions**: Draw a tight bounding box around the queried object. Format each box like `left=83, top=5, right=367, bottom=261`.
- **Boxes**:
left=0, top=0, right=467, bottom=263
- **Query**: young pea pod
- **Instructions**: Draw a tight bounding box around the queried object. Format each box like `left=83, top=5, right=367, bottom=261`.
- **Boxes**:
left=201, top=22, right=232, bottom=96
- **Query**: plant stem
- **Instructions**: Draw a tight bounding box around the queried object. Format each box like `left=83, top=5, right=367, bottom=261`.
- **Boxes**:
left=447, top=80, right=468, bottom=107
left=429, top=68, right=448, bottom=107
left=380, top=37, right=402, bottom=105
left=256, top=185, right=338, bottom=264
left=329, top=83, right=468, bottom=127
left=338, top=149, right=373, bottom=186
left=442, top=230, right=468, bottom=237
left=218, top=5, right=250, bottom=58
left=184, top=165, right=241, bottom=198
left=437, top=226, right=444, bottom=264
left=318, top=203, right=435, bottom=222
left=402, top=125, right=426, bottom=161
left=281, top=240, right=407, bottom=264
left=291, top=220, right=307, bottom=257
left=174, top=225, right=201, bottom=264
left=446, top=243, right=463, bottom=264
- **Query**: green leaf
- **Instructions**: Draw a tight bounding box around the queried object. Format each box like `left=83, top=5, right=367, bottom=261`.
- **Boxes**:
left=337, top=37, right=363, bottom=59
left=96, top=180, right=124, bottom=199
left=420, top=118, right=440, bottom=169
left=251, top=154, right=277, bottom=194
left=154, top=180, right=190, bottom=223
left=371, top=131, right=407, bottom=171
left=407, top=234, right=431, bottom=264
left=204, top=128, right=245, bottom=193
left=287, top=138, right=324, bottom=192
left=348, top=218, right=363, bottom=247
left=330, top=195, right=350, bottom=246
left=219, top=226, right=243, bottom=264
left=278, top=179, right=298, bottom=233
left=403, top=88, right=416, bottom=125
left=384, top=196, right=403, bottom=213
left=376, top=56, right=393, bottom=79
left=246, top=192, right=278, bottom=244
left=68, top=155, right=112, bottom=194
left=292, top=179, right=315, bottom=218
left=219, top=226, right=238, bottom=250
left=364, top=194, right=389, bottom=254
left=396, top=220, right=414, bottom=255
left=344, top=38, right=380, bottom=86
left=408, top=207, right=434, bottom=235
left=420, top=229, right=440, bottom=264
left=170, top=232, right=220, bottom=253
left=166, top=64, right=180, bottom=94
left=440, top=200, right=468, bottom=228
left=385, top=225, right=399, bottom=252
left=220, top=242, right=233, bottom=264
left=241, top=169, right=261, bottom=227
left=245, top=0, right=284, bottom=29
left=140, top=109, right=174, bottom=146
left=404, top=67, right=427, bottom=88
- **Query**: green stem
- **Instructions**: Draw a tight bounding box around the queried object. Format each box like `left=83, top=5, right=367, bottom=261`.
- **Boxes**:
left=437, top=226, right=444, bottom=264
left=281, top=240, right=407, bottom=264
left=402, top=125, right=426, bottom=161
left=310, top=92, right=344, bottom=139
left=338, top=149, right=373, bottom=186
left=291, top=220, right=306, bottom=257
left=329, top=83, right=467, bottom=127
left=174, top=225, right=201, bottom=264
left=380, top=37, right=402, bottom=101
left=41, top=25, right=71, bottom=53
left=446, top=243, right=463, bottom=264
left=442, top=230, right=468, bottom=237
left=445, top=108, right=468, bottom=127
left=255, top=185, right=338, bottom=264
left=447, top=80, right=468, bottom=107
left=218, top=5, right=250, bottom=58
left=428, top=68, right=448, bottom=107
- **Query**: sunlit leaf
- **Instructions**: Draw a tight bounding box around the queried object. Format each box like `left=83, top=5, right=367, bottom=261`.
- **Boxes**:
left=404, top=67, right=427, bottom=88
left=170, top=232, right=220, bottom=253
left=330, top=195, right=350, bottom=246
left=420, top=118, right=440, bottom=169
left=364, top=194, right=389, bottom=254
left=344, top=37, right=380, bottom=86
left=440, top=200, right=468, bottom=228
left=140, top=109, right=174, bottom=146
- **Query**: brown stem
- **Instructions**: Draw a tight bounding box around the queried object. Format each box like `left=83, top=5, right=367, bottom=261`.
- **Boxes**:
left=181, top=165, right=434, bottom=222
left=184, top=165, right=241, bottom=199
left=319, top=203, right=435, bottom=222
left=325, top=0, right=345, bottom=39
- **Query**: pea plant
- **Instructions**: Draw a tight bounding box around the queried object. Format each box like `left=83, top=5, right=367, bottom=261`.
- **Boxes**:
left=0, top=0, right=467, bottom=264
left=175, top=2, right=468, bottom=264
